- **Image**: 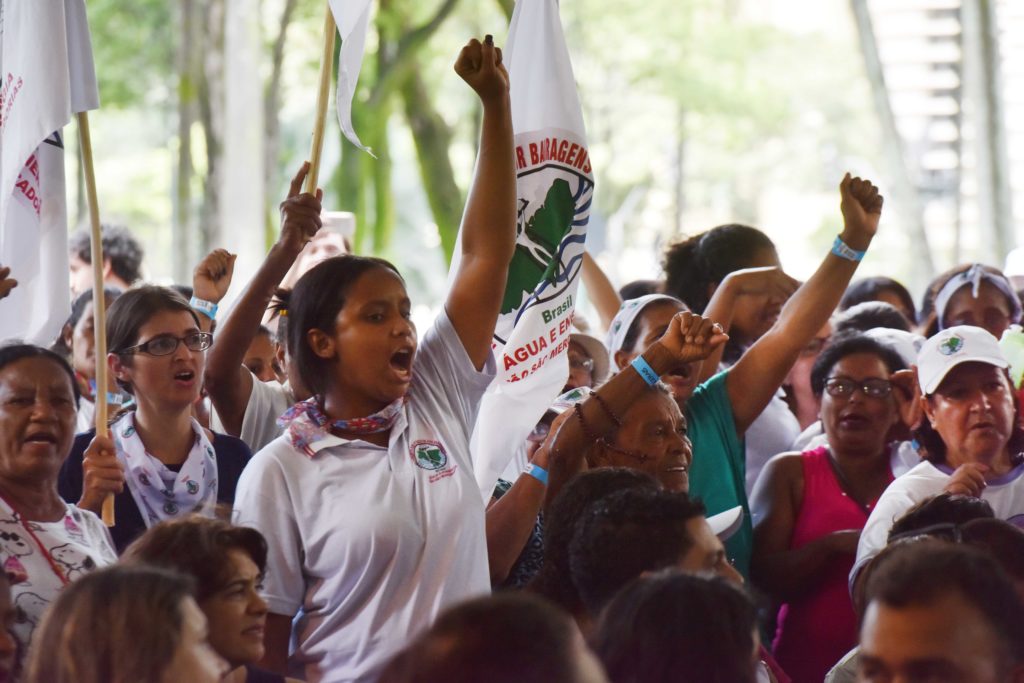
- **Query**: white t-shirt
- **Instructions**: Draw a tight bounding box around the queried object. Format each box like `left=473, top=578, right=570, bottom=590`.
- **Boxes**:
left=211, top=376, right=295, bottom=455
left=75, top=398, right=95, bottom=434
left=852, top=459, right=1024, bottom=588
left=743, top=391, right=801, bottom=496
left=233, top=311, right=495, bottom=683
left=0, top=498, right=116, bottom=653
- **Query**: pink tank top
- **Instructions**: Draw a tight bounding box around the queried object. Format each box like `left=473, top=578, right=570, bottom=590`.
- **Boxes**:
left=772, top=446, right=892, bottom=683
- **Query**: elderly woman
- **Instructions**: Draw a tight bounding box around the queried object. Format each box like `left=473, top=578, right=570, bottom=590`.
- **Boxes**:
left=544, top=311, right=725, bottom=509
left=0, top=344, right=116, bottom=656
left=853, top=325, right=1024, bottom=586
left=751, top=334, right=905, bottom=683
left=59, top=286, right=252, bottom=552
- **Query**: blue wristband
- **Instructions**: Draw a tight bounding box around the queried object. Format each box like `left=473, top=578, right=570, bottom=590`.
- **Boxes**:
left=524, top=463, right=549, bottom=486
left=831, top=236, right=866, bottom=262
left=631, top=355, right=660, bottom=386
left=189, top=296, right=218, bottom=320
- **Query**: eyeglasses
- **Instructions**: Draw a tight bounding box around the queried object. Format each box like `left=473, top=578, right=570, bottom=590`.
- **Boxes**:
left=569, top=355, right=594, bottom=372
left=119, top=332, right=213, bottom=357
left=824, top=377, right=893, bottom=399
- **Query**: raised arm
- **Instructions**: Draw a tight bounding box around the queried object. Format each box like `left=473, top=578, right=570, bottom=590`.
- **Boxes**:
left=485, top=411, right=573, bottom=584
left=750, top=453, right=859, bottom=600
left=726, top=174, right=882, bottom=434
left=192, top=248, right=236, bottom=334
left=445, top=36, right=516, bottom=370
left=581, top=252, right=622, bottom=331
left=697, top=266, right=800, bottom=384
left=204, top=163, right=322, bottom=435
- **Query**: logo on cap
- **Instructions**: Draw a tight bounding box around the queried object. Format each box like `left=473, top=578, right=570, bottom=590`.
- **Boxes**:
left=939, top=335, right=964, bottom=356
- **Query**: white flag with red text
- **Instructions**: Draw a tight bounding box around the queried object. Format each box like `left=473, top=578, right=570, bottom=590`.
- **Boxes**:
left=0, top=0, right=98, bottom=344
left=469, top=0, right=594, bottom=498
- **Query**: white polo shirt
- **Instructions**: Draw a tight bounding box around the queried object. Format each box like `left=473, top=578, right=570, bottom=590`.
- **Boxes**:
left=233, top=311, right=495, bottom=683
left=851, top=459, right=1024, bottom=589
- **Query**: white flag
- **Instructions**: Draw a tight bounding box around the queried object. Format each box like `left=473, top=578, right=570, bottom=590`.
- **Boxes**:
left=470, top=0, right=595, bottom=498
left=327, top=0, right=374, bottom=154
left=0, top=0, right=99, bottom=344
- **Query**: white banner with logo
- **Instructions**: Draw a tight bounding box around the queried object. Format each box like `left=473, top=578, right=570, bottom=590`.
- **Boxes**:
left=0, top=0, right=98, bottom=344
left=470, top=0, right=594, bottom=498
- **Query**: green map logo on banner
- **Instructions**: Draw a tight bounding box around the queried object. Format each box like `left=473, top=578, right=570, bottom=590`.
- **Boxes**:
left=494, top=135, right=594, bottom=346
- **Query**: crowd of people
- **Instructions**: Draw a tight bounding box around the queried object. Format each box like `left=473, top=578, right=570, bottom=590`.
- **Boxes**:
left=1, top=35, right=1023, bottom=683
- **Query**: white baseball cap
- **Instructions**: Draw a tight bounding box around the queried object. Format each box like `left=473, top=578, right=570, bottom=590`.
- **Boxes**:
left=706, top=506, right=744, bottom=541
left=916, top=325, right=1008, bottom=395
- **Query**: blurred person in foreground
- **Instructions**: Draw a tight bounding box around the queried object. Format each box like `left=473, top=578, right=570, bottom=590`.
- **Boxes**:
left=857, top=543, right=1024, bottom=683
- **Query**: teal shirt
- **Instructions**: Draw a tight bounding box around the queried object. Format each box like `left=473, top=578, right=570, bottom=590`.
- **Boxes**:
left=685, top=370, right=752, bottom=578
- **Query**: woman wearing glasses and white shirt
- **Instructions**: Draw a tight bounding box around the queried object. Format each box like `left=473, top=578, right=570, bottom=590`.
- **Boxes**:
left=851, top=325, right=1024, bottom=590
left=59, top=286, right=252, bottom=552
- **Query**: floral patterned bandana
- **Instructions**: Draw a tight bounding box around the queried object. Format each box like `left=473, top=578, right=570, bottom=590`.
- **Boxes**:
left=111, top=412, right=218, bottom=527
left=277, top=396, right=405, bottom=455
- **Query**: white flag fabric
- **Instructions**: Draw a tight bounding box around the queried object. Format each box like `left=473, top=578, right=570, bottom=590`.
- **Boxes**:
left=469, top=0, right=595, bottom=498
left=0, top=0, right=98, bottom=344
left=327, top=0, right=374, bottom=154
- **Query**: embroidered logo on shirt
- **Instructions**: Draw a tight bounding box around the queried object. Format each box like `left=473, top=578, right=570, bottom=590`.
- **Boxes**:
left=939, top=335, right=964, bottom=355
left=411, top=440, right=448, bottom=471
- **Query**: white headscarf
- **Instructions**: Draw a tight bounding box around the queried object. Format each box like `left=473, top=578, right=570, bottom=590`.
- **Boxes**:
left=604, top=294, right=686, bottom=356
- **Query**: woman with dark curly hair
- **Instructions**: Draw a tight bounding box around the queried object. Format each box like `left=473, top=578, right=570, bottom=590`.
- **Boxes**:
left=752, top=334, right=905, bottom=683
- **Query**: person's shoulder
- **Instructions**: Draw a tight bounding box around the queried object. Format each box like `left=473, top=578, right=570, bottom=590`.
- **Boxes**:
left=877, top=460, right=945, bottom=500
left=211, top=432, right=253, bottom=460
left=62, top=431, right=96, bottom=472
left=70, top=430, right=96, bottom=455
left=239, top=433, right=306, bottom=480
left=64, top=505, right=116, bottom=556
left=768, top=450, right=805, bottom=471
left=900, top=459, right=946, bottom=483
left=65, top=504, right=104, bottom=531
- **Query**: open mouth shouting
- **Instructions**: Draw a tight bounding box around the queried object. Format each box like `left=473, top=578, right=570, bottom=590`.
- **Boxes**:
left=663, top=362, right=698, bottom=395
left=388, top=346, right=415, bottom=382
left=173, top=368, right=197, bottom=388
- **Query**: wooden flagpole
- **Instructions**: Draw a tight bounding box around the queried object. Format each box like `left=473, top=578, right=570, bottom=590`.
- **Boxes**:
left=76, top=111, right=114, bottom=527
left=306, top=3, right=336, bottom=194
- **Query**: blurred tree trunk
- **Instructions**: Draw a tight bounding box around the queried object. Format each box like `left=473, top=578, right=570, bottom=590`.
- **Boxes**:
left=263, top=0, right=299, bottom=247
left=173, top=0, right=200, bottom=284
left=330, top=0, right=460, bottom=256
left=219, top=0, right=266, bottom=275
left=198, top=0, right=225, bottom=257
left=495, top=0, right=513, bottom=21
left=400, top=69, right=462, bottom=261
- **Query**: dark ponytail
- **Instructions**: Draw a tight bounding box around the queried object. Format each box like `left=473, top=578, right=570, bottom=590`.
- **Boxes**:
left=662, top=223, right=775, bottom=313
